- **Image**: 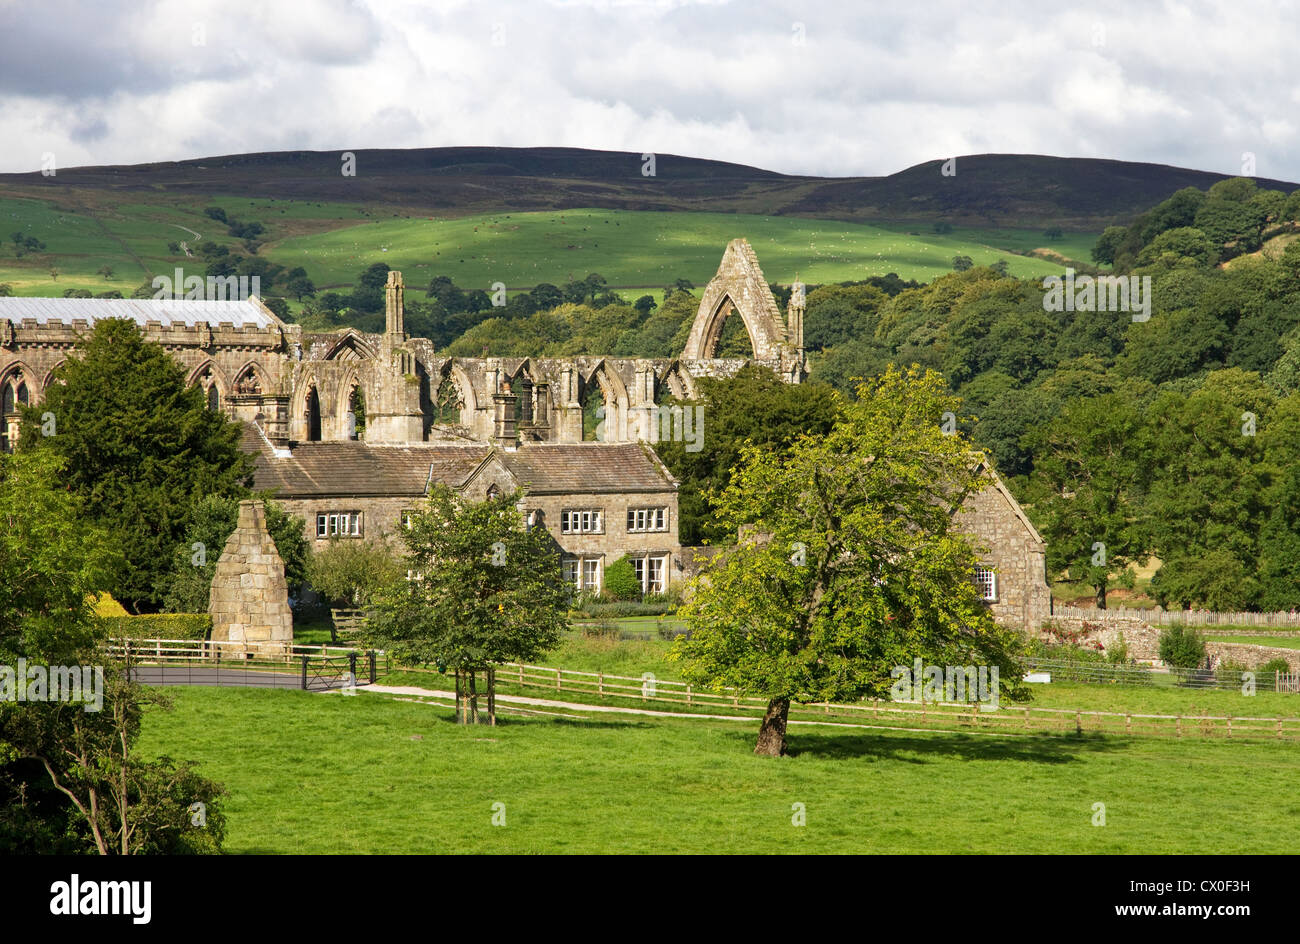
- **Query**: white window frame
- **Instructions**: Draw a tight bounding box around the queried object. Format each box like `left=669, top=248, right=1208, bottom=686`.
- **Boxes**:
left=627, top=507, right=667, bottom=533
left=317, top=511, right=363, bottom=539
left=974, top=565, right=997, bottom=602
left=561, top=508, right=604, bottom=534
left=582, top=558, right=601, bottom=592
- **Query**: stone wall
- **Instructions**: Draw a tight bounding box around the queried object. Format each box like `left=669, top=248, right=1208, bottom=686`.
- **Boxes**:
left=208, top=500, right=293, bottom=653
left=958, top=478, right=1051, bottom=632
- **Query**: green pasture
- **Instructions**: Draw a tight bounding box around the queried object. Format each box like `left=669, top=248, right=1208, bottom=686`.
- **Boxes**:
left=136, top=684, right=1300, bottom=853
left=267, top=208, right=1086, bottom=292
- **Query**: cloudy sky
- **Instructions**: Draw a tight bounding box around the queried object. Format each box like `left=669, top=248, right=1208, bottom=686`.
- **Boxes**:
left=1, top=0, right=1296, bottom=180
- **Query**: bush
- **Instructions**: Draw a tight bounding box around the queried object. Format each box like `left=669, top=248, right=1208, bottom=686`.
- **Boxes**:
left=1260, top=657, right=1291, bottom=675
left=603, top=556, right=642, bottom=601
left=307, top=538, right=404, bottom=607
left=98, top=613, right=212, bottom=641
left=569, top=600, right=674, bottom=618
left=1158, top=625, right=1206, bottom=668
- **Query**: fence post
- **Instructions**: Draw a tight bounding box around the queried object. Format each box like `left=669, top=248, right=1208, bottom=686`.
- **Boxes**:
left=349, top=651, right=357, bottom=688
left=687, top=684, right=692, bottom=706
left=598, top=671, right=604, bottom=698
left=1075, top=710, right=1082, bottom=734
left=518, top=663, right=523, bottom=686
left=1176, top=715, right=1182, bottom=738
left=369, top=651, right=376, bottom=685
left=1126, top=714, right=1132, bottom=735
left=555, top=668, right=561, bottom=692
left=1024, top=707, right=1030, bottom=730
left=300, top=656, right=309, bottom=690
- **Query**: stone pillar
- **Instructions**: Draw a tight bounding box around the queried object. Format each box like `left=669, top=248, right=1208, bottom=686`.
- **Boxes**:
left=208, top=500, right=293, bottom=655
left=385, top=270, right=405, bottom=339
left=493, top=382, right=518, bottom=450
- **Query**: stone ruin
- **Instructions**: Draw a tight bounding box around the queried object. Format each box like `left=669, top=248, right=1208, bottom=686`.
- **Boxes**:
left=208, top=499, right=293, bottom=654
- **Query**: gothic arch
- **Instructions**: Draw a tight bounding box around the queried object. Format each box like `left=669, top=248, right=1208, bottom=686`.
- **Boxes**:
left=435, top=360, right=477, bottom=428
left=1, top=361, right=35, bottom=412
left=661, top=361, right=697, bottom=401
left=187, top=361, right=228, bottom=412
left=42, top=360, right=67, bottom=394
left=681, top=238, right=789, bottom=360
left=232, top=361, right=267, bottom=396
left=338, top=371, right=368, bottom=441
left=323, top=332, right=378, bottom=363
left=581, top=360, right=630, bottom=442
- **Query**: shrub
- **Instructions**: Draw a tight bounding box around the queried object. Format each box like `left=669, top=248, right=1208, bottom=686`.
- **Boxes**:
left=581, top=620, right=620, bottom=640
left=603, top=556, right=642, bottom=601
left=307, top=538, right=403, bottom=607
left=1158, top=625, right=1206, bottom=668
left=98, top=613, right=212, bottom=641
left=1260, top=657, right=1291, bottom=675
left=1105, top=633, right=1129, bottom=664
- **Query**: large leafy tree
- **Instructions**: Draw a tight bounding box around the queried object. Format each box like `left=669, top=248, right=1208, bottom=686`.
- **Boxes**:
left=0, top=449, right=225, bottom=853
left=365, top=486, right=569, bottom=724
left=1023, top=393, right=1151, bottom=608
left=655, top=365, right=838, bottom=545
left=672, top=367, right=1027, bottom=756
left=20, top=319, right=252, bottom=611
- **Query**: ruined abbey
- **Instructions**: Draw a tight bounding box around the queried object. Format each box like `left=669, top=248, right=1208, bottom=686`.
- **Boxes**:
left=0, top=239, right=1050, bottom=630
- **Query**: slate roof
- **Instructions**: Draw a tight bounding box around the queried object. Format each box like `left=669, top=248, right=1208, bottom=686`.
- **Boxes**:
left=240, top=428, right=676, bottom=499
left=497, top=443, right=676, bottom=495
left=242, top=426, right=490, bottom=498
left=0, top=297, right=278, bottom=329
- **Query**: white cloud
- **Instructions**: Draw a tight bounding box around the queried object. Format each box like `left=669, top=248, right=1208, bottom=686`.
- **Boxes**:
left=0, top=0, right=1296, bottom=181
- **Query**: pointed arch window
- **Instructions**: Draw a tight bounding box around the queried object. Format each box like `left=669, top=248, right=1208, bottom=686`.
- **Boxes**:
left=305, top=387, right=322, bottom=442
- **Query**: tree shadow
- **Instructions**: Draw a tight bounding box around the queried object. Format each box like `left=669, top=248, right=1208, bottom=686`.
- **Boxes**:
left=766, top=729, right=1127, bottom=765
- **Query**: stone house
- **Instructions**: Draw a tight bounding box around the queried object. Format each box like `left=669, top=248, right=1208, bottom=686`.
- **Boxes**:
left=0, top=238, right=1050, bottom=626
left=243, top=428, right=683, bottom=597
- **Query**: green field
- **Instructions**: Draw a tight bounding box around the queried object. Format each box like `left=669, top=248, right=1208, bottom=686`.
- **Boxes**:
left=135, top=685, right=1300, bottom=853
left=269, top=208, right=1085, bottom=291
left=0, top=192, right=1095, bottom=300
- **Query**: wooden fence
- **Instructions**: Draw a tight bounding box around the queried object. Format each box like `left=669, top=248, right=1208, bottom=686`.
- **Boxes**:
left=403, top=661, right=1300, bottom=741
left=108, top=640, right=1300, bottom=742
left=1051, top=605, right=1300, bottom=628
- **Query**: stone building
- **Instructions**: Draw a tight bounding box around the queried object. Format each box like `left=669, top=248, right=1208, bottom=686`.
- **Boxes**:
left=0, top=238, right=1049, bottom=626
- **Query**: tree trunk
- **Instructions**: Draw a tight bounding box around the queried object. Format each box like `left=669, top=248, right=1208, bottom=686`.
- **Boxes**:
left=1096, top=582, right=1107, bottom=610
left=468, top=670, right=479, bottom=725
left=754, top=697, right=790, bottom=756
left=454, top=669, right=465, bottom=724
left=487, top=666, right=496, bottom=727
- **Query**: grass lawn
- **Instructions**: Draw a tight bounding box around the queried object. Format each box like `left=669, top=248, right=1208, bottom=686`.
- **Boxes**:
left=136, top=685, right=1300, bottom=853
left=1205, top=634, right=1300, bottom=650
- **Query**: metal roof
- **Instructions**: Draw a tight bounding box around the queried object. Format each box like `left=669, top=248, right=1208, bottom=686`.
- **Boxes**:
left=0, top=297, right=278, bottom=329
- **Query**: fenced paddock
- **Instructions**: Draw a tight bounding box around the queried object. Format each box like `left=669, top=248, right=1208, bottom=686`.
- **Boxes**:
left=108, top=640, right=1300, bottom=741
left=394, top=661, right=1300, bottom=742
left=1025, top=657, right=1300, bottom=693
left=105, top=638, right=386, bottom=692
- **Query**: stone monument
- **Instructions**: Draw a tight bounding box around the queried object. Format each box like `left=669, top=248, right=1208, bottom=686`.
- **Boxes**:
left=208, top=499, right=293, bottom=654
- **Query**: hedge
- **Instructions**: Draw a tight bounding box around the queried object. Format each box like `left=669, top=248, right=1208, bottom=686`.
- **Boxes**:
left=97, top=613, right=212, bottom=641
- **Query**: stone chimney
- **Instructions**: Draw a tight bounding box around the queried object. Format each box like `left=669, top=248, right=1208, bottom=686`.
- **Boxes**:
left=208, top=500, right=293, bottom=655
left=261, top=395, right=291, bottom=450
left=493, top=381, right=518, bottom=450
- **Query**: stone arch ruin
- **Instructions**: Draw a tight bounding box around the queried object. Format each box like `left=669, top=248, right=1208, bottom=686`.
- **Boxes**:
left=681, top=238, right=806, bottom=381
